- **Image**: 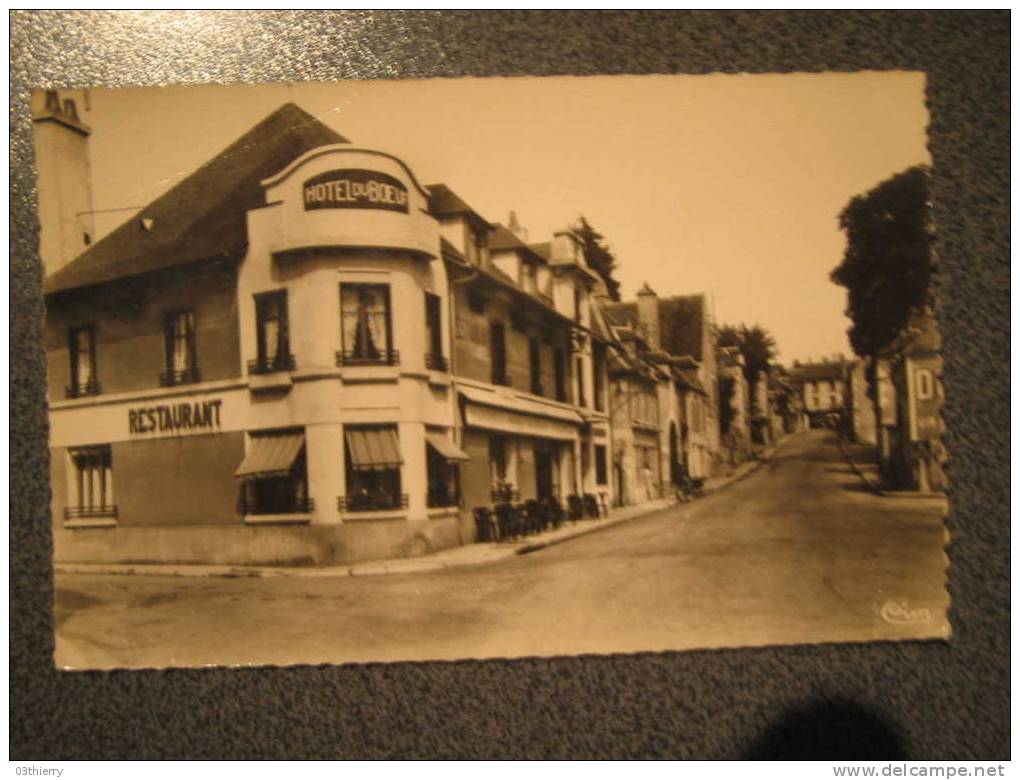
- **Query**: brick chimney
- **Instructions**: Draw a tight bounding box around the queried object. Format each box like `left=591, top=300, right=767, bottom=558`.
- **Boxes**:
left=507, top=210, right=528, bottom=242
left=636, top=282, right=660, bottom=349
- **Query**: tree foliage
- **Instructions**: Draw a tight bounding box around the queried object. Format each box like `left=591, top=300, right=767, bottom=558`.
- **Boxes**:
left=831, top=165, right=934, bottom=358
left=571, top=215, right=621, bottom=301
left=718, top=323, right=778, bottom=390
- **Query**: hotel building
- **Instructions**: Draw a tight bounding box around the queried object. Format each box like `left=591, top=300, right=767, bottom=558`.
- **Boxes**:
left=40, top=99, right=621, bottom=566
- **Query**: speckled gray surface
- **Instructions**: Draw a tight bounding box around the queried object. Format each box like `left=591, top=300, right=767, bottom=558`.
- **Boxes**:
left=10, top=11, right=1009, bottom=759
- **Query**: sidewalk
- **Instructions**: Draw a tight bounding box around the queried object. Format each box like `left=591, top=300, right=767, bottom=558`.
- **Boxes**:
left=56, top=448, right=777, bottom=581
left=837, top=435, right=950, bottom=511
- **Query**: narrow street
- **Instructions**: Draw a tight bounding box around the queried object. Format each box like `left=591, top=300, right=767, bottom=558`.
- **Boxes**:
left=54, top=430, right=950, bottom=670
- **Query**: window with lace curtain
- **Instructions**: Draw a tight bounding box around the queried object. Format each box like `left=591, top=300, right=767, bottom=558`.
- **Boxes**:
left=339, top=284, right=395, bottom=365
left=162, top=310, right=199, bottom=385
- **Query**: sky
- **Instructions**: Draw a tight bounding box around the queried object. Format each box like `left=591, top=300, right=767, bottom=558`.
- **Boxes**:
left=75, top=72, right=930, bottom=365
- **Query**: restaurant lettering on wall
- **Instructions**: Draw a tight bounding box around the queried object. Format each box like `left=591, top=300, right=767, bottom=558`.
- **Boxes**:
left=128, top=399, right=224, bottom=435
left=303, top=169, right=409, bottom=213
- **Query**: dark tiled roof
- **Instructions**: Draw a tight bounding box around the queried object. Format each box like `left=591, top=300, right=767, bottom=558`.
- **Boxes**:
left=427, top=183, right=475, bottom=217
left=602, top=300, right=637, bottom=328
left=603, top=294, right=706, bottom=361
left=488, top=224, right=546, bottom=264
left=46, top=103, right=348, bottom=295
left=439, top=237, right=467, bottom=264
left=659, top=295, right=706, bottom=361
left=789, top=362, right=848, bottom=383
left=528, top=241, right=552, bottom=261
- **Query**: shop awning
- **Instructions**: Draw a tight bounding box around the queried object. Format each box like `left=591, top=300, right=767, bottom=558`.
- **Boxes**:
left=345, top=427, right=403, bottom=471
left=426, top=432, right=470, bottom=462
left=458, top=384, right=583, bottom=442
left=234, top=432, right=305, bottom=479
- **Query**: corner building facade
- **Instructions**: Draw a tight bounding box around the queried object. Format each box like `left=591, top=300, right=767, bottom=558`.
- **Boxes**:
left=45, top=103, right=617, bottom=567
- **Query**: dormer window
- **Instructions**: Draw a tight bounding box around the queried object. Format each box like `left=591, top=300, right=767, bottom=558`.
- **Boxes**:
left=464, top=223, right=487, bottom=266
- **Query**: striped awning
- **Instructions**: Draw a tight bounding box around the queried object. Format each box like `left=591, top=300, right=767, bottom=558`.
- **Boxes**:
left=235, top=432, right=305, bottom=479
left=425, top=432, right=470, bottom=462
left=345, top=427, right=403, bottom=471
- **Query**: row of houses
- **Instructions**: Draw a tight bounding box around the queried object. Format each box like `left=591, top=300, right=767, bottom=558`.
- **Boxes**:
left=38, top=96, right=802, bottom=568
left=787, top=325, right=946, bottom=494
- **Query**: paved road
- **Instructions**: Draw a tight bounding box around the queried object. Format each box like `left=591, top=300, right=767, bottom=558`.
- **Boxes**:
left=54, top=430, right=950, bottom=669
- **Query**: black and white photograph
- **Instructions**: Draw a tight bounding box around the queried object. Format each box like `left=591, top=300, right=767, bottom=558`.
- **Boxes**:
left=38, top=73, right=949, bottom=670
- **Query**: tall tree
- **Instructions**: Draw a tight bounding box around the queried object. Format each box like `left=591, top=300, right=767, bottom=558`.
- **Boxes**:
left=571, top=215, right=621, bottom=301
left=831, top=165, right=934, bottom=359
left=831, top=165, right=935, bottom=483
left=718, top=323, right=778, bottom=393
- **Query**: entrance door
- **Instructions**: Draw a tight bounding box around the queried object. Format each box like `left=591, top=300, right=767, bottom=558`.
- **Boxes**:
left=535, top=446, right=554, bottom=500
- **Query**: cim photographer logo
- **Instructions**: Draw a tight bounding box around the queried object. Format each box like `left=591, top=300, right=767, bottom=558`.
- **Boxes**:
left=880, top=600, right=933, bottom=625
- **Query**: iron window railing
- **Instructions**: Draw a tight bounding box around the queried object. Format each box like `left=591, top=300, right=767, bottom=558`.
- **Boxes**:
left=335, top=349, right=400, bottom=367
left=159, top=367, right=202, bottom=387
left=240, top=494, right=314, bottom=516
left=338, top=493, right=409, bottom=512
left=247, top=354, right=296, bottom=375
left=64, top=505, right=118, bottom=520
left=65, top=380, right=102, bottom=399
left=425, top=353, right=449, bottom=372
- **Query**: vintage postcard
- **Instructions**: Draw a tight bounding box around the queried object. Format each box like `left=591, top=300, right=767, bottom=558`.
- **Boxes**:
left=37, top=74, right=949, bottom=670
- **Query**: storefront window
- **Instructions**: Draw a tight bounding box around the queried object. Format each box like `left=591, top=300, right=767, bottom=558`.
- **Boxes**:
left=340, top=284, right=395, bottom=365
left=237, top=430, right=310, bottom=516
left=66, top=445, right=115, bottom=520
left=342, top=426, right=405, bottom=512
left=426, top=440, right=461, bottom=508
left=67, top=325, right=99, bottom=397
left=162, top=310, right=199, bottom=386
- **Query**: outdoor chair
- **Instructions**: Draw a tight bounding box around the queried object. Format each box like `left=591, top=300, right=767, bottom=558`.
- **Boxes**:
left=543, top=496, right=565, bottom=529
left=473, top=506, right=499, bottom=543
left=566, top=494, right=584, bottom=521
left=494, top=502, right=522, bottom=540
left=582, top=493, right=600, bottom=519
left=523, top=499, right=546, bottom=534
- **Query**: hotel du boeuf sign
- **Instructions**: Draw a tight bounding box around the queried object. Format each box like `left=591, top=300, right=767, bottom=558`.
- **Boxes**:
left=303, top=168, right=409, bottom=214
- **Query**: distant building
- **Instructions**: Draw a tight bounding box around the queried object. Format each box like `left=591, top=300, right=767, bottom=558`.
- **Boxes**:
left=717, top=346, right=752, bottom=466
left=767, top=365, right=803, bottom=439
left=604, top=287, right=719, bottom=479
left=603, top=315, right=667, bottom=505
left=789, top=359, right=850, bottom=429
